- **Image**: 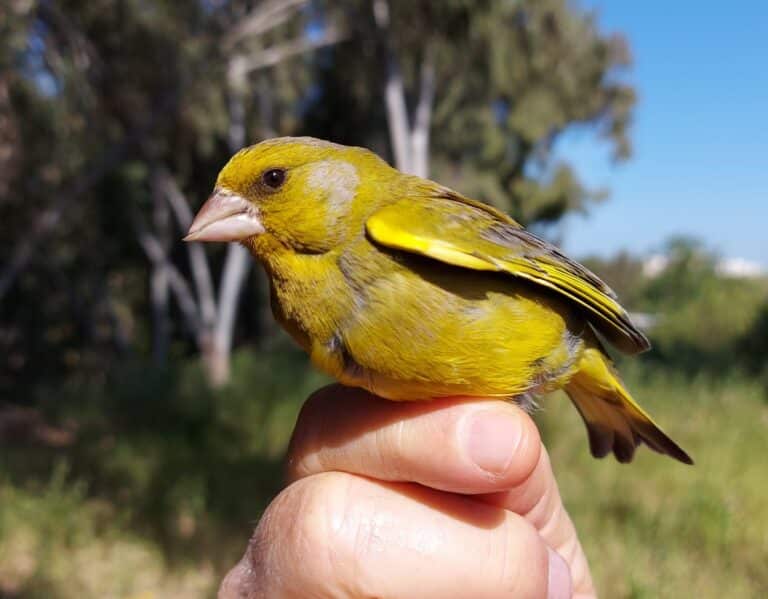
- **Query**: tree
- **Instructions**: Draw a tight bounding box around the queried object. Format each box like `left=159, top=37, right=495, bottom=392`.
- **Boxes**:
left=0, top=0, right=345, bottom=389
left=307, top=0, right=634, bottom=228
left=1, top=0, right=637, bottom=397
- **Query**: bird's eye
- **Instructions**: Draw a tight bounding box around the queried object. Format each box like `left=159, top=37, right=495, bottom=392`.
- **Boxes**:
left=262, top=168, right=286, bottom=189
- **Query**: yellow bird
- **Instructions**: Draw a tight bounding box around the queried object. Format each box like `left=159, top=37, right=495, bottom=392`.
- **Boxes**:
left=186, top=137, right=692, bottom=464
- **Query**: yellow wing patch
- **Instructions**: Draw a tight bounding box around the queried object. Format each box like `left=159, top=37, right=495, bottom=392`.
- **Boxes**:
left=366, top=215, right=497, bottom=271
left=366, top=194, right=650, bottom=355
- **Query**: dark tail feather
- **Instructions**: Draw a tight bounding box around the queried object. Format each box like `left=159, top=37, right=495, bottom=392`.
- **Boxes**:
left=565, top=346, right=693, bottom=465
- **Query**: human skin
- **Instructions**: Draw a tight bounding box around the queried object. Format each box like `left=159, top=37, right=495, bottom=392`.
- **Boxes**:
left=218, top=385, right=596, bottom=598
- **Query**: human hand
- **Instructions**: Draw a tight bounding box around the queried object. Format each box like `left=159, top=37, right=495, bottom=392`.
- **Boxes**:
left=219, top=385, right=596, bottom=598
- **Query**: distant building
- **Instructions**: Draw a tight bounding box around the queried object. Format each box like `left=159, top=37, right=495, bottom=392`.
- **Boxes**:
left=641, top=254, right=765, bottom=279
left=642, top=254, right=669, bottom=278
left=715, top=257, right=766, bottom=279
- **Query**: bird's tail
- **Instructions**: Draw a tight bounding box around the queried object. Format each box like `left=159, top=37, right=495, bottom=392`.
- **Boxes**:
left=565, top=336, right=693, bottom=464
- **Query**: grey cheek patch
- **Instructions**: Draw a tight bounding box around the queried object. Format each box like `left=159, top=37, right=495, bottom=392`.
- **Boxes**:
left=306, top=160, right=360, bottom=225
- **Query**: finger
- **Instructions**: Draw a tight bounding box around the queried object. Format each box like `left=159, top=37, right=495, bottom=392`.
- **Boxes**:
left=218, top=472, right=572, bottom=599
left=287, top=385, right=595, bottom=597
left=286, top=384, right=542, bottom=495
left=480, top=449, right=596, bottom=597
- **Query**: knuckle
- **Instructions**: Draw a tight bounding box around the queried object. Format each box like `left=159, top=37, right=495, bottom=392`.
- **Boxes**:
left=374, top=417, right=408, bottom=479
left=264, top=473, right=359, bottom=593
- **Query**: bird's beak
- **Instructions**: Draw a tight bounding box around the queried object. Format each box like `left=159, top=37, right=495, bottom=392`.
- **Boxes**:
left=184, top=189, right=264, bottom=242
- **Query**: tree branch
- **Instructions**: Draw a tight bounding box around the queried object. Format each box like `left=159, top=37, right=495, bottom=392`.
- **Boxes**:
left=238, top=26, right=348, bottom=73
left=227, top=54, right=248, bottom=150
left=153, top=168, right=218, bottom=328
left=372, top=0, right=411, bottom=172
left=135, top=224, right=201, bottom=338
left=411, top=46, right=436, bottom=178
left=224, top=0, right=310, bottom=50
left=215, top=244, right=249, bottom=359
left=208, top=52, right=255, bottom=376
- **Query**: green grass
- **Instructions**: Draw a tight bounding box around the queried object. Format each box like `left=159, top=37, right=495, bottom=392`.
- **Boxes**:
left=1, top=359, right=766, bottom=598
left=0, top=462, right=214, bottom=598
left=537, top=366, right=768, bottom=598
left=0, top=346, right=327, bottom=598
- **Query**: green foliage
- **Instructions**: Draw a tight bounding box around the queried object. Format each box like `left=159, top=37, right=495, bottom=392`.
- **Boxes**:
left=306, top=0, right=634, bottom=225
left=581, top=250, right=647, bottom=307
left=2, top=345, right=325, bottom=581
left=585, top=238, right=768, bottom=379
left=0, top=0, right=319, bottom=397
left=0, top=463, right=213, bottom=597
left=647, top=279, right=766, bottom=374
left=739, top=303, right=768, bottom=385
left=538, top=366, right=768, bottom=598
left=429, top=0, right=634, bottom=225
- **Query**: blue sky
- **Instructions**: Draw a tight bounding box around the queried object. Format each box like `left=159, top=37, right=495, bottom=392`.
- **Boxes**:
left=558, top=1, right=767, bottom=265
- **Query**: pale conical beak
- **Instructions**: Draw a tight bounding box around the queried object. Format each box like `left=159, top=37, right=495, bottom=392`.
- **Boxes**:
left=184, top=189, right=265, bottom=242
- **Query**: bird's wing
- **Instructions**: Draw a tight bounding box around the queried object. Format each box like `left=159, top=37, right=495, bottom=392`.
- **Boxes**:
left=365, top=192, right=650, bottom=354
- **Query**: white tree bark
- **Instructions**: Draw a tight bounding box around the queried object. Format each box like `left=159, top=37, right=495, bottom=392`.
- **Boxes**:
left=135, top=223, right=201, bottom=337
left=372, top=0, right=435, bottom=178
left=410, top=48, right=436, bottom=179
left=155, top=161, right=246, bottom=386
left=200, top=53, right=253, bottom=386
left=156, top=168, right=217, bottom=328
left=373, top=0, right=411, bottom=172
left=213, top=244, right=249, bottom=381
left=203, top=19, right=349, bottom=385
left=225, top=0, right=310, bottom=49
left=237, top=26, right=347, bottom=72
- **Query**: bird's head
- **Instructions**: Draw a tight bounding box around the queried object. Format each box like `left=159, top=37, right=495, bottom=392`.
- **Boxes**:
left=185, top=137, right=393, bottom=255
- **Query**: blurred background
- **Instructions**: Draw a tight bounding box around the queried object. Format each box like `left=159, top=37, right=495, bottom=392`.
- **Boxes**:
left=1, top=1, right=766, bottom=597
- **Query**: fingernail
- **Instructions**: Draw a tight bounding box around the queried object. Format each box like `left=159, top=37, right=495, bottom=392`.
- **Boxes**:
left=465, top=409, right=522, bottom=475
left=547, top=547, right=572, bottom=599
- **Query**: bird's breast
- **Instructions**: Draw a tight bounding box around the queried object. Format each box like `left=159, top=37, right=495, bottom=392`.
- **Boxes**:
left=261, top=238, right=585, bottom=400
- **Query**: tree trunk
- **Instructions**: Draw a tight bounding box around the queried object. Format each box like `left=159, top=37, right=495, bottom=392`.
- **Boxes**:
left=410, top=47, right=435, bottom=178
left=201, top=334, right=231, bottom=388
left=195, top=54, right=254, bottom=388
left=372, top=0, right=435, bottom=178
left=150, top=169, right=171, bottom=365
